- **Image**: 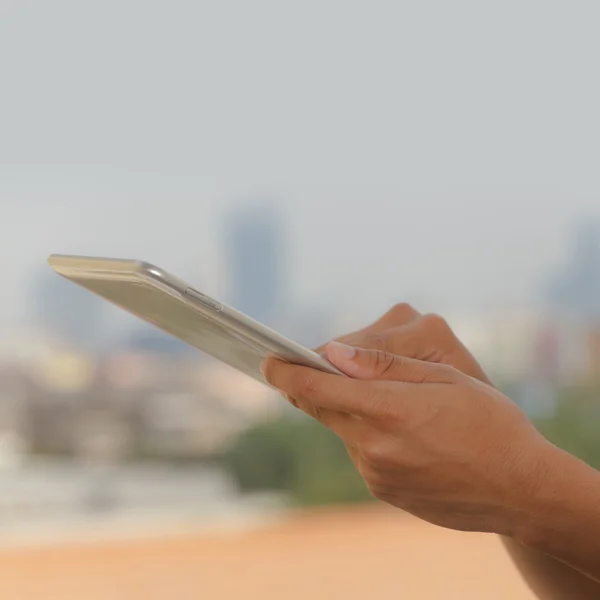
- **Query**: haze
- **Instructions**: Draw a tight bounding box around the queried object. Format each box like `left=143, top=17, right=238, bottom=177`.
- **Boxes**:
left=2, top=1, right=600, bottom=334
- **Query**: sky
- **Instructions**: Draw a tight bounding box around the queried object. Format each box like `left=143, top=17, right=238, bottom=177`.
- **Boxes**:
left=2, top=1, right=600, bottom=337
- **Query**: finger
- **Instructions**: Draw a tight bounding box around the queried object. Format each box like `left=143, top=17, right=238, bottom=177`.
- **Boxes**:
left=323, top=342, right=458, bottom=384
left=277, top=387, right=348, bottom=429
left=265, top=364, right=377, bottom=445
left=375, top=316, right=492, bottom=385
left=313, top=303, right=421, bottom=355
left=341, top=314, right=444, bottom=357
left=285, top=391, right=376, bottom=452
left=355, top=321, right=430, bottom=357
left=314, top=327, right=373, bottom=356
left=294, top=397, right=354, bottom=432
left=262, top=357, right=416, bottom=420
left=374, top=303, right=421, bottom=328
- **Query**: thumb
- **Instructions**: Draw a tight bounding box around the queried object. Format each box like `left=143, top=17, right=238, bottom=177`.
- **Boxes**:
left=324, top=341, right=457, bottom=384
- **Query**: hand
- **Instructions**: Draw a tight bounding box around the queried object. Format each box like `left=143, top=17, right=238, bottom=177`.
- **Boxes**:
left=262, top=343, right=557, bottom=537
left=266, top=305, right=600, bottom=593
left=316, top=303, right=492, bottom=385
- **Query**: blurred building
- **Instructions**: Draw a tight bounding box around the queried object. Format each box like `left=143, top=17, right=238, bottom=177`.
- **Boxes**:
left=223, top=204, right=284, bottom=324
left=0, top=336, right=283, bottom=477
left=275, top=305, right=332, bottom=349
left=547, top=220, right=600, bottom=322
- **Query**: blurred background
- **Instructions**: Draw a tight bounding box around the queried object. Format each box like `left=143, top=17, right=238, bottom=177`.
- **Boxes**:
left=1, top=1, right=600, bottom=598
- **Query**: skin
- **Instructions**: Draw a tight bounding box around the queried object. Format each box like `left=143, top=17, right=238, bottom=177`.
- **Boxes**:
left=261, top=304, right=600, bottom=599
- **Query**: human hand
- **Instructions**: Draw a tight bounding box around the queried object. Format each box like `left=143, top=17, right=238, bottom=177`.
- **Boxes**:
left=315, top=303, right=492, bottom=385
left=261, top=344, right=557, bottom=537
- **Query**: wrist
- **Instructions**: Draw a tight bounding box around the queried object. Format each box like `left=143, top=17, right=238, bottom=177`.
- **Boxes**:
left=511, top=442, right=600, bottom=555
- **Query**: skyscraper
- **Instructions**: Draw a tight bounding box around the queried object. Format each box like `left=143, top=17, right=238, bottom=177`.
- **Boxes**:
left=224, top=204, right=284, bottom=324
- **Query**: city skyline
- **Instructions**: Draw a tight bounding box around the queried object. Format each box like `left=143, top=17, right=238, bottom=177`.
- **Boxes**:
left=2, top=196, right=600, bottom=340
left=223, top=204, right=284, bottom=324
left=2, top=1, right=600, bottom=336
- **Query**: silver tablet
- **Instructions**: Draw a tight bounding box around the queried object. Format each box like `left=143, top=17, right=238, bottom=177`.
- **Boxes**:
left=47, top=254, right=343, bottom=384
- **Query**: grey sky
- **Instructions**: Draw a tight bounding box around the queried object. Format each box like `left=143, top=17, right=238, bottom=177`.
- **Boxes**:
left=2, top=1, right=600, bottom=334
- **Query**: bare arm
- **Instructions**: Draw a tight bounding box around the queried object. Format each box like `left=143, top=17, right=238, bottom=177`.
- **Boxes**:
left=502, top=448, right=600, bottom=598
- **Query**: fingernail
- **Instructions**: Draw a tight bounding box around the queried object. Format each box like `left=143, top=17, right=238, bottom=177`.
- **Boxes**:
left=327, top=341, right=356, bottom=360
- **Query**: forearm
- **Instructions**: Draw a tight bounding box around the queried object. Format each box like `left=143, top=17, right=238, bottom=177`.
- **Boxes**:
left=504, top=445, right=600, bottom=598
left=502, top=538, right=600, bottom=600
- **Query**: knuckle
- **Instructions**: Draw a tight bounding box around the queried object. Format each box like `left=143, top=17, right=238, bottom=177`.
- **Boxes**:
left=291, top=370, right=318, bottom=399
left=363, top=333, right=393, bottom=353
left=438, top=363, right=459, bottom=379
left=386, top=302, right=418, bottom=323
left=373, top=350, right=397, bottom=376
left=286, top=394, right=299, bottom=409
left=416, top=360, right=453, bottom=384
left=310, top=404, right=325, bottom=422
left=422, top=359, right=459, bottom=383
left=361, top=438, right=391, bottom=467
left=421, top=313, right=452, bottom=337
left=366, top=388, right=398, bottom=421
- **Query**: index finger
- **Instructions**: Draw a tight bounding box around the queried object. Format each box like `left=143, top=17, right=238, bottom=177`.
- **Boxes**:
left=262, top=357, right=418, bottom=421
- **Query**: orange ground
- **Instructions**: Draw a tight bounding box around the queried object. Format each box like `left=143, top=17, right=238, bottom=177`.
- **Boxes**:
left=0, top=506, right=535, bottom=600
